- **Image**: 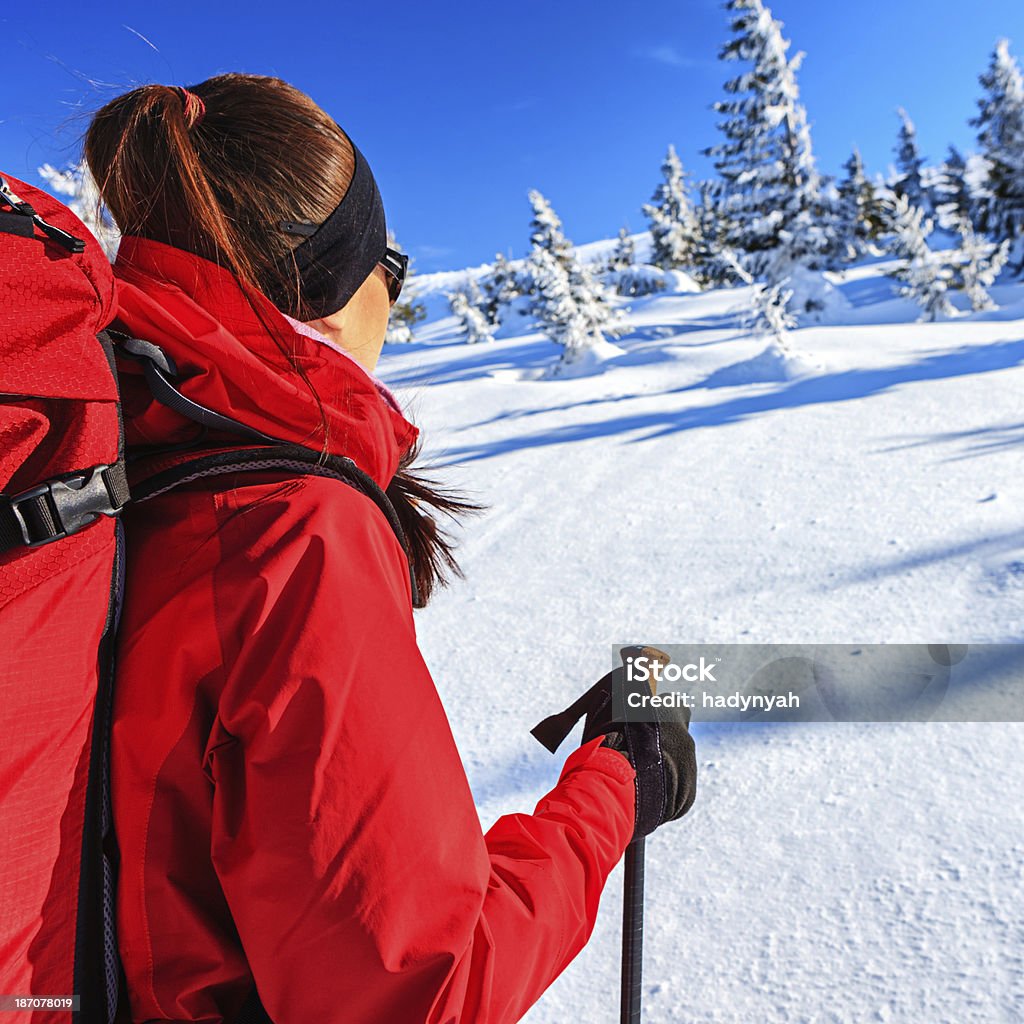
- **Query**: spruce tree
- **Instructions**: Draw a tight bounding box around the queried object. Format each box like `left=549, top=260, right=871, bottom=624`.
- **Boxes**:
left=528, top=190, right=574, bottom=273
left=607, top=227, right=666, bottom=295
left=689, top=181, right=741, bottom=288
left=970, top=38, right=1024, bottom=263
left=893, top=107, right=928, bottom=212
left=835, top=149, right=872, bottom=262
left=642, top=145, right=700, bottom=269
left=951, top=215, right=1011, bottom=311
left=609, top=226, right=636, bottom=271
left=750, top=282, right=797, bottom=340
left=525, top=194, right=625, bottom=365
left=880, top=191, right=955, bottom=321
left=449, top=281, right=495, bottom=344
left=479, top=252, right=520, bottom=327
left=703, top=0, right=829, bottom=284
left=384, top=233, right=426, bottom=344
left=613, top=266, right=667, bottom=298
left=932, top=146, right=973, bottom=228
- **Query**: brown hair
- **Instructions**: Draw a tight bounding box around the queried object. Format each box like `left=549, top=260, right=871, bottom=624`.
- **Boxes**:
left=84, top=73, right=478, bottom=605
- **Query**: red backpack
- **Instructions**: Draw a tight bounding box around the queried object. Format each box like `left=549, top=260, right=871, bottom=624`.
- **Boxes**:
left=0, top=174, right=128, bottom=1023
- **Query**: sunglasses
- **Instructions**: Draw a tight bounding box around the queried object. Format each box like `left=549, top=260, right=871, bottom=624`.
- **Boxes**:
left=379, top=246, right=408, bottom=305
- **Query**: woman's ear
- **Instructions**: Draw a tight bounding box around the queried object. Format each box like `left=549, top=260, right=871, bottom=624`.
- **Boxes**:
left=302, top=266, right=390, bottom=372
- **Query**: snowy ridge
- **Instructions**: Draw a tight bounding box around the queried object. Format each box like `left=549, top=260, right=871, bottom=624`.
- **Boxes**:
left=378, top=248, right=1024, bottom=1023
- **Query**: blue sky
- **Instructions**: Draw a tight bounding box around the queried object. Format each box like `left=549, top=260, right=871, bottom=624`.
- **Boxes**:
left=3, top=0, right=1021, bottom=272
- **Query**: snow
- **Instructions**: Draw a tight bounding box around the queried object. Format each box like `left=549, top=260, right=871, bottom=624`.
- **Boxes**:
left=705, top=336, right=821, bottom=385
left=380, top=253, right=1024, bottom=1022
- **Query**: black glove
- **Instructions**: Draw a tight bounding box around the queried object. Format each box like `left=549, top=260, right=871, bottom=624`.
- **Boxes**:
left=531, top=649, right=697, bottom=842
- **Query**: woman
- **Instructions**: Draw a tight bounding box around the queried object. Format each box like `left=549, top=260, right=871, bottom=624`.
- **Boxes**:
left=90, top=73, right=696, bottom=1023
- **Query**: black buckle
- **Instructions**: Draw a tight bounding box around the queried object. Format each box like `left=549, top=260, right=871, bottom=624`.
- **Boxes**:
left=7, top=465, right=126, bottom=548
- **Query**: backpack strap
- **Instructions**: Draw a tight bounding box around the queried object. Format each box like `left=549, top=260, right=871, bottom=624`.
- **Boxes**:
left=116, top=334, right=283, bottom=446
left=131, top=443, right=420, bottom=607
left=114, top=331, right=419, bottom=603
left=0, top=175, right=87, bottom=253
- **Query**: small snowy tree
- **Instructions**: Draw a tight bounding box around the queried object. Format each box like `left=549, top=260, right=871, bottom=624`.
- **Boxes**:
left=38, top=160, right=119, bottom=258
left=605, top=226, right=664, bottom=296
left=611, top=265, right=667, bottom=297
left=642, top=145, right=700, bottom=270
left=527, top=248, right=588, bottom=360
left=479, top=252, right=520, bottom=327
left=931, top=146, right=973, bottom=229
left=449, top=281, right=495, bottom=344
left=749, top=282, right=796, bottom=340
left=608, top=226, right=636, bottom=271
left=526, top=205, right=626, bottom=367
left=951, top=215, right=1011, bottom=311
left=892, top=108, right=929, bottom=212
left=384, top=233, right=427, bottom=344
left=567, top=255, right=626, bottom=341
left=703, top=0, right=831, bottom=285
left=834, top=148, right=881, bottom=262
left=880, top=191, right=955, bottom=321
left=689, top=181, right=744, bottom=289
left=970, top=38, right=1024, bottom=266
left=528, top=190, right=574, bottom=274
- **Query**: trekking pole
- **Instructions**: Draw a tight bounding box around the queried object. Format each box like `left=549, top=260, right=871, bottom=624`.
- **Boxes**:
left=530, top=645, right=673, bottom=1024
left=618, top=645, right=672, bottom=1024
left=621, top=836, right=645, bottom=1024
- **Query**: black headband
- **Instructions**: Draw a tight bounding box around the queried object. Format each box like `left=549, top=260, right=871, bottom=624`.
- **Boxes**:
left=277, top=138, right=387, bottom=319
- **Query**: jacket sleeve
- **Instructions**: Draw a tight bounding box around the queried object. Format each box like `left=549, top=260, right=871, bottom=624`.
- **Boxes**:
left=203, top=476, right=636, bottom=1024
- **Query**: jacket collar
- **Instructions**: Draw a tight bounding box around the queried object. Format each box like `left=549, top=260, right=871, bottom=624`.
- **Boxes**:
left=111, top=236, right=417, bottom=489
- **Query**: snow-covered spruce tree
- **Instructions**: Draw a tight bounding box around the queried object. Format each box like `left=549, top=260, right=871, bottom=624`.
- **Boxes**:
left=931, top=146, right=974, bottom=229
left=38, top=160, right=120, bottom=258
left=527, top=248, right=586, bottom=361
left=749, top=282, right=796, bottom=340
left=879, top=191, right=955, bottom=321
left=609, top=226, right=636, bottom=271
left=384, top=233, right=426, bottom=344
left=951, top=214, right=1011, bottom=311
left=892, top=107, right=929, bottom=212
left=689, top=181, right=743, bottom=289
left=613, top=265, right=667, bottom=298
left=970, top=38, right=1024, bottom=266
left=528, top=190, right=575, bottom=274
left=525, top=204, right=626, bottom=367
left=479, top=252, right=520, bottom=327
left=605, top=226, right=665, bottom=296
left=642, top=144, right=700, bottom=270
left=834, top=148, right=886, bottom=262
left=703, top=0, right=831, bottom=287
left=448, top=281, right=495, bottom=344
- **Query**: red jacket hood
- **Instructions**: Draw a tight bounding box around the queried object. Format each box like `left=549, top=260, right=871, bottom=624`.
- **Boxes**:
left=111, top=236, right=418, bottom=489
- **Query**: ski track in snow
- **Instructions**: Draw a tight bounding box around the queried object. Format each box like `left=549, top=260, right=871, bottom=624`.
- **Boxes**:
left=379, top=260, right=1024, bottom=1023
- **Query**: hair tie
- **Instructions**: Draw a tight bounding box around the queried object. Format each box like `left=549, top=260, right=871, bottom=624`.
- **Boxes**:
left=172, top=86, right=206, bottom=128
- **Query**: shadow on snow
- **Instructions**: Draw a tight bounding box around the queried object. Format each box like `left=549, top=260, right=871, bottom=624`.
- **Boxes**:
left=430, top=336, right=1024, bottom=467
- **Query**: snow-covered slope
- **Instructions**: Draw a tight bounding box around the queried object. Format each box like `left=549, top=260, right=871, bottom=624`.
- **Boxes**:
left=378, top=258, right=1024, bottom=1023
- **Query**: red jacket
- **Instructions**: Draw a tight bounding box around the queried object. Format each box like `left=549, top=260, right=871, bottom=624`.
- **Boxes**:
left=109, top=237, right=636, bottom=1024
